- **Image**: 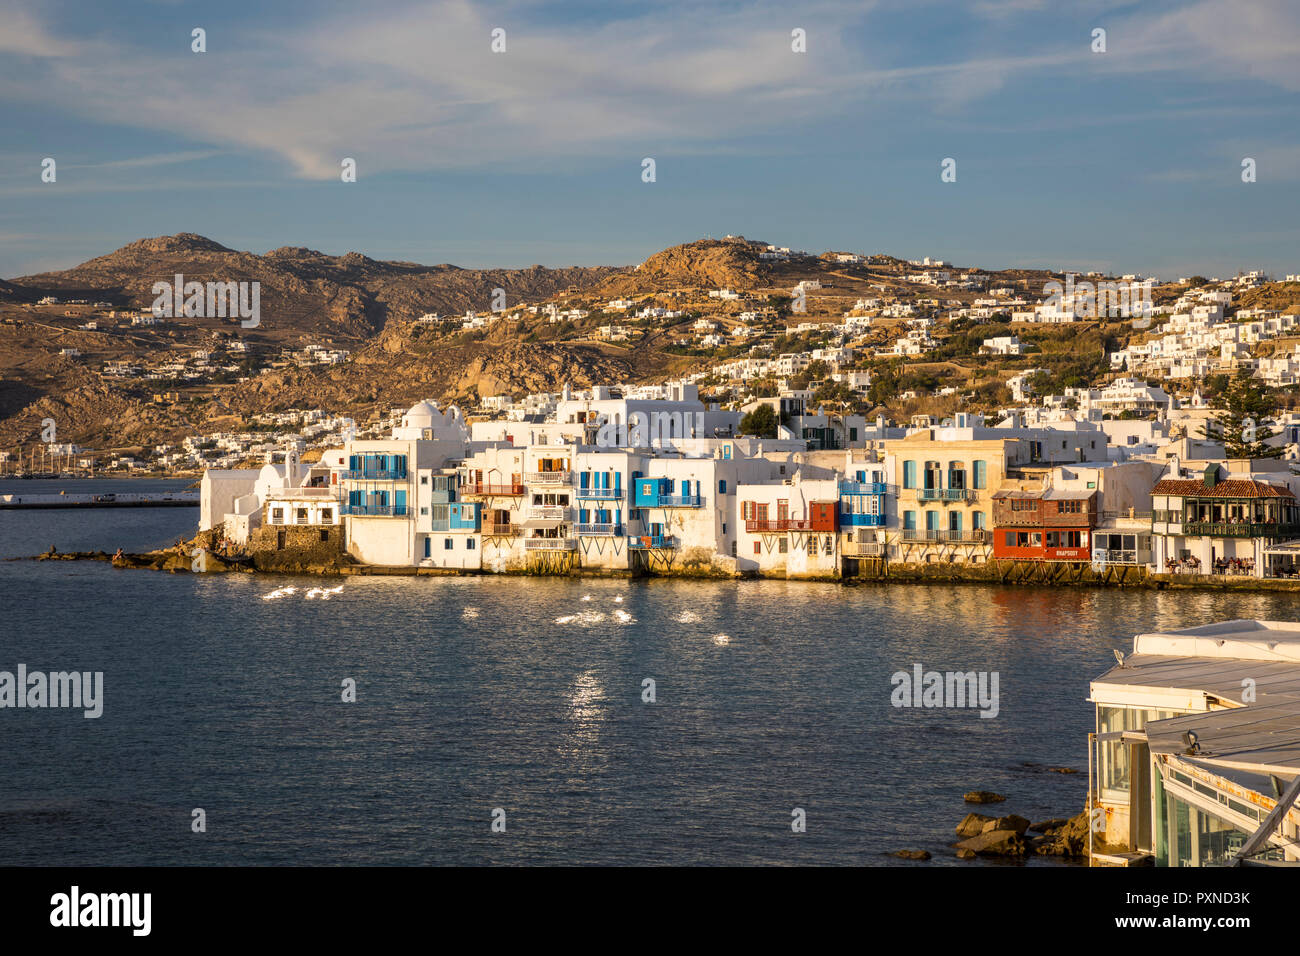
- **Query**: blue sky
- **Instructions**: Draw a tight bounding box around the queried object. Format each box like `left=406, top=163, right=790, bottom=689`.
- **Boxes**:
left=1, top=0, right=1298, bottom=278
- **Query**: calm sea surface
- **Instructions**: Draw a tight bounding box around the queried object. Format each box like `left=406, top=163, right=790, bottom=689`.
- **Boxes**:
left=3, top=478, right=1300, bottom=865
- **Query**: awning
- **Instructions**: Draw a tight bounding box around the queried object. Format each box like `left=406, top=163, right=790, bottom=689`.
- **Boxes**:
left=522, top=517, right=564, bottom=528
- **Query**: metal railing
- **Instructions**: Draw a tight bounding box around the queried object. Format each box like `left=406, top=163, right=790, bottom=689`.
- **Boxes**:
left=917, top=487, right=976, bottom=502
left=343, top=468, right=407, bottom=481
left=576, top=522, right=622, bottom=536
left=628, top=534, right=675, bottom=549
left=901, top=529, right=989, bottom=544
left=1183, top=521, right=1300, bottom=538
left=526, top=505, right=571, bottom=522
left=524, top=537, right=577, bottom=551
left=575, top=487, right=623, bottom=499
left=525, top=470, right=570, bottom=485
left=839, top=480, right=888, bottom=496
left=343, top=504, right=408, bottom=517
left=1091, top=549, right=1142, bottom=566
left=488, top=523, right=521, bottom=536
left=655, top=494, right=702, bottom=508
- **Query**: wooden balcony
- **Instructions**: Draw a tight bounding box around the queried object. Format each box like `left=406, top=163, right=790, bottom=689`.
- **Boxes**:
left=460, top=482, right=525, bottom=496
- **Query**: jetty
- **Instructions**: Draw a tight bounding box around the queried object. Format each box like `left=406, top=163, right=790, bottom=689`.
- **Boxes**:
left=0, top=491, right=199, bottom=510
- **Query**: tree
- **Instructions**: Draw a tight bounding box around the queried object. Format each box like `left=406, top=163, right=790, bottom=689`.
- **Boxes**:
left=1201, top=368, right=1284, bottom=458
left=739, top=404, right=779, bottom=438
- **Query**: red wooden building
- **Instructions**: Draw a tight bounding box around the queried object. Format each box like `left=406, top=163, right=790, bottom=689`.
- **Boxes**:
left=991, top=488, right=1097, bottom=561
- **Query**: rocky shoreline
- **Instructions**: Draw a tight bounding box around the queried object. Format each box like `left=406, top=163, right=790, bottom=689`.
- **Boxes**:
left=27, top=542, right=1300, bottom=593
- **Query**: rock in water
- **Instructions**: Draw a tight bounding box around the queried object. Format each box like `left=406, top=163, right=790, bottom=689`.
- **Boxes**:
left=963, top=790, right=1006, bottom=804
left=955, top=812, right=996, bottom=838
left=954, top=828, right=1028, bottom=857
left=890, top=850, right=931, bottom=861
left=981, top=814, right=1030, bottom=837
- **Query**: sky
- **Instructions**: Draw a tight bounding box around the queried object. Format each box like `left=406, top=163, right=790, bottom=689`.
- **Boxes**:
left=1, top=0, right=1298, bottom=279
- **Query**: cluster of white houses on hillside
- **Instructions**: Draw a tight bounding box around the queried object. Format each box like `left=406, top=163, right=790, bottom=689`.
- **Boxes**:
left=200, top=384, right=1300, bottom=579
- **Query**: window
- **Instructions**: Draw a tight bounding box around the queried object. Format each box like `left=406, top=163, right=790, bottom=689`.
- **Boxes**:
left=973, top=460, right=987, bottom=489
left=718, top=480, right=727, bottom=494
left=467, top=538, right=475, bottom=550
left=319, top=529, right=329, bottom=543
left=754, top=542, right=761, bottom=554
left=903, top=460, right=917, bottom=489
left=1004, top=531, right=1015, bottom=547
left=972, top=511, right=985, bottom=530
left=778, top=538, right=788, bottom=553
left=421, top=475, right=429, bottom=485
left=444, top=538, right=453, bottom=550
left=321, top=509, right=333, bottom=523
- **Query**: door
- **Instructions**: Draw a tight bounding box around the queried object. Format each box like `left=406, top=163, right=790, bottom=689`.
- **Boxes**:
left=1130, top=741, right=1152, bottom=851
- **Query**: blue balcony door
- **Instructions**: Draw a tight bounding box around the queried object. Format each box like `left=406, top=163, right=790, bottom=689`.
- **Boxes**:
left=926, top=511, right=939, bottom=532
left=395, top=490, right=407, bottom=514
left=903, top=510, right=916, bottom=531
left=424, top=537, right=431, bottom=558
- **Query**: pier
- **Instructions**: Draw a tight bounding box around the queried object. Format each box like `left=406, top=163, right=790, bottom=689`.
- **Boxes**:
left=0, top=491, right=199, bottom=510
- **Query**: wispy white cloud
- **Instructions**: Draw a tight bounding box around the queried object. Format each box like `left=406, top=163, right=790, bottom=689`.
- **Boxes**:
left=0, top=0, right=1297, bottom=181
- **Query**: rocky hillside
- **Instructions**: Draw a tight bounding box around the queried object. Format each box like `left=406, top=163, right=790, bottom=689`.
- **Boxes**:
left=10, top=233, right=625, bottom=339
left=596, top=237, right=770, bottom=296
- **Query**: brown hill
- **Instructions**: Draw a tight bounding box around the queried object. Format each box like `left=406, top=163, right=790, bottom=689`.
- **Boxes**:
left=10, top=233, right=625, bottom=339
left=597, top=237, right=769, bottom=296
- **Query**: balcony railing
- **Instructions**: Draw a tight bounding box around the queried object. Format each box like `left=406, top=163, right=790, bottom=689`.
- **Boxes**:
left=524, top=537, right=577, bottom=551
left=1182, top=521, right=1300, bottom=538
left=460, top=482, right=525, bottom=496
left=655, top=494, right=702, bottom=508
left=575, top=487, right=623, bottom=499
left=902, top=529, right=990, bottom=544
left=487, top=522, right=521, bottom=536
left=527, top=505, right=571, bottom=522
left=343, top=504, right=407, bottom=517
left=1092, top=549, right=1142, bottom=566
left=525, top=470, right=570, bottom=485
left=576, top=522, right=622, bottom=536
left=917, top=488, right=976, bottom=502
left=842, top=541, right=886, bottom=557
left=746, top=517, right=828, bottom=533
left=840, top=512, right=886, bottom=527
left=629, top=534, right=675, bottom=549
left=277, top=486, right=335, bottom=498
left=839, top=480, right=888, bottom=496
left=343, top=468, right=406, bottom=481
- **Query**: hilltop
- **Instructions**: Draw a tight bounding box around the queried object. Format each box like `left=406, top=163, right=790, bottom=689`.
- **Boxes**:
left=3, top=233, right=1299, bottom=465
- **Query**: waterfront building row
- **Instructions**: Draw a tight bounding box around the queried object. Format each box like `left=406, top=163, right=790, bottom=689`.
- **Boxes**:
left=199, top=400, right=1300, bottom=579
